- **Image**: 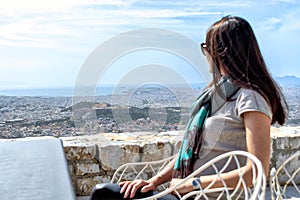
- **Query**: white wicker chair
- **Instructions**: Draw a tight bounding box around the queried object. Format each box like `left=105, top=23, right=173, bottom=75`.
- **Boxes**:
left=111, top=155, right=176, bottom=191
left=269, top=151, right=300, bottom=200
left=111, top=151, right=266, bottom=200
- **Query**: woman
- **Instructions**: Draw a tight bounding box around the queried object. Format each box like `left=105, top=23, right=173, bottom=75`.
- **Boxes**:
left=90, top=16, right=288, bottom=200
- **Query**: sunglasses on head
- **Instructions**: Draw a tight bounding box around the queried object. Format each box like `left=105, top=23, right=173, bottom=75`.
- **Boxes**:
left=200, top=42, right=209, bottom=56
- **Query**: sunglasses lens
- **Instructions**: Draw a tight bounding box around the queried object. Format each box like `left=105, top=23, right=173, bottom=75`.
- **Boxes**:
left=201, top=43, right=207, bottom=55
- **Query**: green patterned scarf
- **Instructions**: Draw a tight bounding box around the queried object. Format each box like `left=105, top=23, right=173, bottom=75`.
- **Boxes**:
left=173, top=76, right=240, bottom=178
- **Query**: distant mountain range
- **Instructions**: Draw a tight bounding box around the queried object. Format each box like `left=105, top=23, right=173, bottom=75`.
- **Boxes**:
left=275, top=75, right=300, bottom=87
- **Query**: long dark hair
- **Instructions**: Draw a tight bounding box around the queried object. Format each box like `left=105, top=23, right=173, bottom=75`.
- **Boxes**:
left=205, top=16, right=288, bottom=125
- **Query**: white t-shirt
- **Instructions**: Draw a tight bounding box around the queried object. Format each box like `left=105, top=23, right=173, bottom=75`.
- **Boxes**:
left=193, top=88, right=272, bottom=174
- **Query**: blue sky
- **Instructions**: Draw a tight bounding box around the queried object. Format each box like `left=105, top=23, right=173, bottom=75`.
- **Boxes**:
left=0, top=0, right=300, bottom=90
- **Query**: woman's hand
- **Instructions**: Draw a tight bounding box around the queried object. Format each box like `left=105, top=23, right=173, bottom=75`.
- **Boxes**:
left=119, top=179, right=156, bottom=198
left=169, top=178, right=194, bottom=194
left=119, top=157, right=176, bottom=198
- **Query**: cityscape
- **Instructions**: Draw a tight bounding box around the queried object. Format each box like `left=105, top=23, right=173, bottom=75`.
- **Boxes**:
left=0, top=83, right=299, bottom=139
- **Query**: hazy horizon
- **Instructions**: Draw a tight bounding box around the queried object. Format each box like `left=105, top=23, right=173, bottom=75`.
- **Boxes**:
left=0, top=75, right=300, bottom=97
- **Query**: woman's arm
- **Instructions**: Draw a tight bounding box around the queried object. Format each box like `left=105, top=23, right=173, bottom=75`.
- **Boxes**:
left=244, top=111, right=271, bottom=176
left=147, top=158, right=176, bottom=187
left=170, top=111, right=271, bottom=193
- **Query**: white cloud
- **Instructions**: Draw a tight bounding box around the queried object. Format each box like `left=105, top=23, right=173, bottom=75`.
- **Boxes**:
left=255, top=8, right=300, bottom=76
left=258, top=17, right=282, bottom=31
left=119, top=9, right=220, bottom=18
left=258, top=9, right=300, bottom=33
left=0, top=0, right=223, bottom=49
left=279, top=10, right=300, bottom=32
left=192, top=0, right=255, bottom=8
left=272, top=0, right=297, bottom=3
left=0, top=0, right=139, bottom=16
left=0, top=18, right=76, bottom=48
left=0, top=0, right=76, bottom=15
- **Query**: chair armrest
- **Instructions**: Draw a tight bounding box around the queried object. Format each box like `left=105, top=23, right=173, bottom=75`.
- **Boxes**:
left=133, top=150, right=266, bottom=200
left=111, top=155, right=176, bottom=184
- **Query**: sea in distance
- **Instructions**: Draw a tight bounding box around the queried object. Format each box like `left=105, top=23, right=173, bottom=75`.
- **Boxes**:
left=0, top=83, right=205, bottom=97
left=0, top=86, right=123, bottom=97
left=2, top=75, right=299, bottom=97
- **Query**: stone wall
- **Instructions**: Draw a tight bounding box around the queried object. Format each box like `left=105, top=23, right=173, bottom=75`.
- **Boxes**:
left=61, top=127, right=300, bottom=196
left=62, top=131, right=182, bottom=196
left=0, top=127, right=299, bottom=197
left=270, top=127, right=300, bottom=184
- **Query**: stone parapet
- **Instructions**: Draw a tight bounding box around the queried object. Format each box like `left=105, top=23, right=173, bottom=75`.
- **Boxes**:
left=270, top=126, right=300, bottom=185
left=271, top=127, right=300, bottom=169
left=1, top=127, right=299, bottom=197
left=62, top=127, right=300, bottom=196
left=61, top=131, right=182, bottom=196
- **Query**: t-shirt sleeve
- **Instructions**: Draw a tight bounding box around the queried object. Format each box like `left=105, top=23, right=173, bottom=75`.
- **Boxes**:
left=236, top=89, right=272, bottom=120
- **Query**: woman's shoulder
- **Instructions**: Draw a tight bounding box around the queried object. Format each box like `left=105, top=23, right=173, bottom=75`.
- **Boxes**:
left=235, top=88, right=265, bottom=101
left=234, top=87, right=273, bottom=119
